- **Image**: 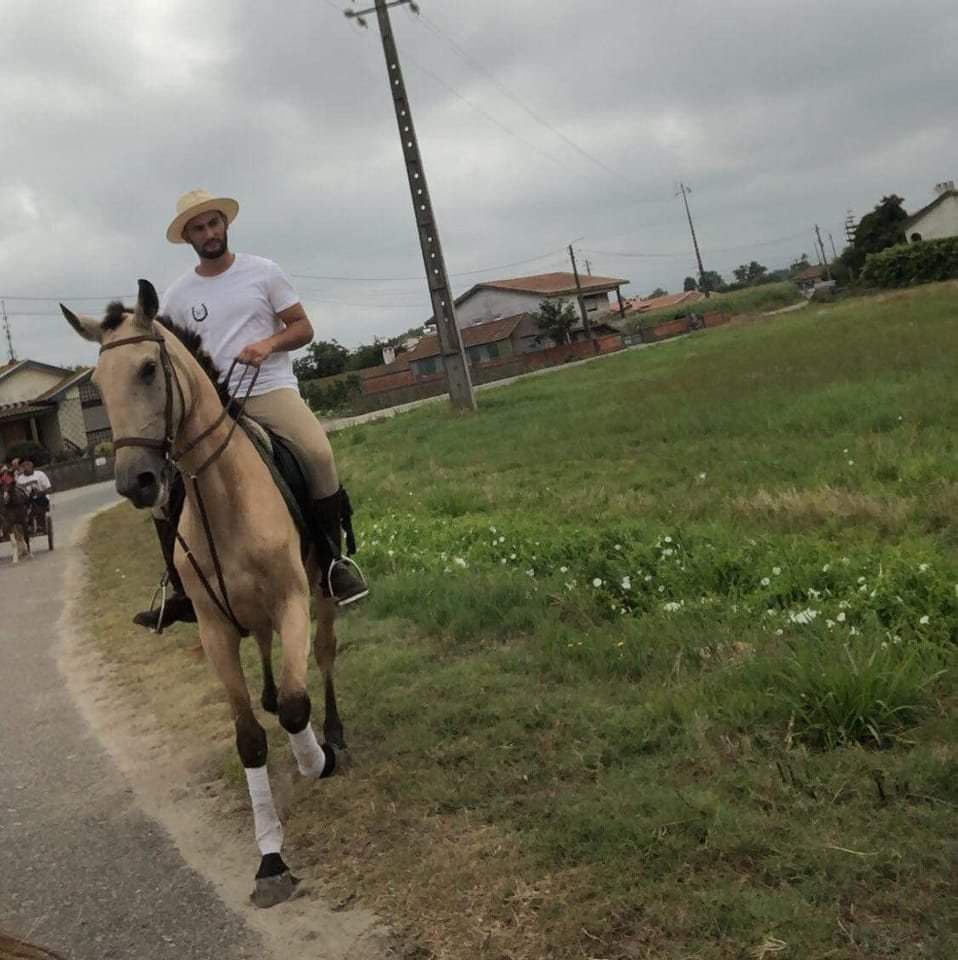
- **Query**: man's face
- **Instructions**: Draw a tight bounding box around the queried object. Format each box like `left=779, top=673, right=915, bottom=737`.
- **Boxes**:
left=184, top=210, right=229, bottom=260
left=22, top=461, right=34, bottom=475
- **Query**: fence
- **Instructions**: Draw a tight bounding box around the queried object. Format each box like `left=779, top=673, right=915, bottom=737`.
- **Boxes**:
left=47, top=455, right=115, bottom=491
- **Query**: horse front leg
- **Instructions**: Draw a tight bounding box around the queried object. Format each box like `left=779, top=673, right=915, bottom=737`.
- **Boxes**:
left=313, top=596, right=345, bottom=750
left=200, top=618, right=297, bottom=908
left=275, top=596, right=337, bottom=781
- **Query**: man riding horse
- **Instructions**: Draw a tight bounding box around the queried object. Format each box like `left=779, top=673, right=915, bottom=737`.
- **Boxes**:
left=135, top=190, right=368, bottom=630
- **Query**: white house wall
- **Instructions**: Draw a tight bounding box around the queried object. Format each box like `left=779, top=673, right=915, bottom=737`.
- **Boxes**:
left=908, top=194, right=958, bottom=242
left=0, top=367, right=64, bottom=404
left=455, top=289, right=613, bottom=327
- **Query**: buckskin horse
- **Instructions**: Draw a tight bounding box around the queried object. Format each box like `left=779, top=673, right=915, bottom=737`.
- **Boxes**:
left=62, top=280, right=345, bottom=907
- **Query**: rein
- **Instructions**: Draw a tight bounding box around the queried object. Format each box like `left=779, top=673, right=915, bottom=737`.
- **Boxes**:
left=100, top=331, right=259, bottom=633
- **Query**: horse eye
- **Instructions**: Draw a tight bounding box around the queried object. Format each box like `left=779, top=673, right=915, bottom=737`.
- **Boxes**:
left=140, top=360, right=158, bottom=382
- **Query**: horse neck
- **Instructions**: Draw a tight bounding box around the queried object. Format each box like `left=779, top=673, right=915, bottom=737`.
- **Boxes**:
left=163, top=332, right=254, bottom=489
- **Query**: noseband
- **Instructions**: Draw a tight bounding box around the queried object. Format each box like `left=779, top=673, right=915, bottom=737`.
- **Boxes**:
left=99, top=331, right=259, bottom=633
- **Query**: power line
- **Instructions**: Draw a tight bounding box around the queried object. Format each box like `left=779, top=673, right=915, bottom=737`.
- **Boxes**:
left=586, top=229, right=811, bottom=259
left=291, top=244, right=569, bottom=283
left=411, top=10, right=672, bottom=205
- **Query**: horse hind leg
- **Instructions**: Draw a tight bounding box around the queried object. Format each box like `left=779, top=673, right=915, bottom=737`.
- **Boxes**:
left=313, top=596, right=345, bottom=750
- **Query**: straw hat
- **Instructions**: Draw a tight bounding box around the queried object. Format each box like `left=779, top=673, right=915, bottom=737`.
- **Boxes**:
left=166, top=189, right=239, bottom=244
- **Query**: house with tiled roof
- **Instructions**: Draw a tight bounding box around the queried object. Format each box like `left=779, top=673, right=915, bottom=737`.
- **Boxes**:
left=904, top=181, right=958, bottom=243
left=430, top=271, right=630, bottom=331
left=0, top=359, right=110, bottom=461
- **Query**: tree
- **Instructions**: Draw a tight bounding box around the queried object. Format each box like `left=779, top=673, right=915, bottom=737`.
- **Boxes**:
left=292, top=339, right=348, bottom=380
left=649, top=287, right=668, bottom=298
left=683, top=276, right=698, bottom=291
left=534, top=299, right=578, bottom=345
left=842, top=194, right=908, bottom=273
left=789, top=253, right=811, bottom=274
left=699, top=270, right=724, bottom=293
left=345, top=340, right=388, bottom=371
left=733, top=261, right=769, bottom=284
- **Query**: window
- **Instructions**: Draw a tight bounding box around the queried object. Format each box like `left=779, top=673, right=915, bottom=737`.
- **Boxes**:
left=417, top=357, right=440, bottom=376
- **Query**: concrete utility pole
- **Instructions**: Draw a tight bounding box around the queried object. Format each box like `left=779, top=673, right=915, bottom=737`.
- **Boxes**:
left=844, top=210, right=857, bottom=245
left=345, top=0, right=476, bottom=412
left=568, top=244, right=592, bottom=339
left=828, top=232, right=838, bottom=260
left=677, top=182, right=710, bottom=298
left=584, top=258, right=593, bottom=276
left=1, top=301, right=15, bottom=364
left=814, top=224, right=831, bottom=279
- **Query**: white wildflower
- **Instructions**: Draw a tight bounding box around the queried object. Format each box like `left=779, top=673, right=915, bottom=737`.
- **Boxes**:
left=664, top=535, right=672, bottom=543
left=826, top=619, right=835, bottom=629
left=775, top=629, right=784, bottom=636
left=658, top=585, right=665, bottom=593
left=644, top=574, right=653, bottom=582
left=772, top=566, right=782, bottom=576
left=698, top=472, right=707, bottom=480
left=489, top=526, right=497, bottom=534
left=592, top=578, right=603, bottom=588
left=510, top=553, right=517, bottom=560
left=663, top=601, right=683, bottom=612
left=559, top=566, right=568, bottom=574
left=919, top=615, right=930, bottom=625
left=849, top=626, right=860, bottom=636
left=822, top=563, right=830, bottom=573
left=662, top=548, right=674, bottom=557
left=761, top=577, right=771, bottom=587
left=453, top=557, right=467, bottom=568
left=614, top=544, right=622, bottom=551
left=525, top=568, right=535, bottom=578
left=621, top=576, right=632, bottom=591
left=918, top=563, right=929, bottom=573
left=837, top=612, right=846, bottom=623
left=387, top=549, right=395, bottom=557
left=788, top=608, right=818, bottom=625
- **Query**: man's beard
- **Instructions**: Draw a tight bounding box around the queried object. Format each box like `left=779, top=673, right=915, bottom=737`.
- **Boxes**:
left=195, top=232, right=228, bottom=260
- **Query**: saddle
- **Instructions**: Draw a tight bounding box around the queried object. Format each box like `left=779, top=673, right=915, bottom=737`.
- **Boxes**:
left=237, top=417, right=356, bottom=560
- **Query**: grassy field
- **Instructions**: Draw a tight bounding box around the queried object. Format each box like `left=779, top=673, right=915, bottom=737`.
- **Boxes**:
left=624, top=280, right=805, bottom=331
left=82, top=284, right=957, bottom=959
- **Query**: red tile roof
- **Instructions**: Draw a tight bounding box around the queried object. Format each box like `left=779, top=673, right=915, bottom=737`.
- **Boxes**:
left=404, top=314, right=526, bottom=363
left=471, top=272, right=627, bottom=297
left=625, top=291, right=706, bottom=314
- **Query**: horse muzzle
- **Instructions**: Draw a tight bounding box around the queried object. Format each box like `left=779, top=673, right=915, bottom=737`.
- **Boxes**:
left=115, top=451, right=170, bottom=510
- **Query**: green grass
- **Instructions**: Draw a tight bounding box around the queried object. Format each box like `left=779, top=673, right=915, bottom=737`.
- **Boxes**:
left=624, top=280, right=804, bottom=330
left=83, top=283, right=958, bottom=959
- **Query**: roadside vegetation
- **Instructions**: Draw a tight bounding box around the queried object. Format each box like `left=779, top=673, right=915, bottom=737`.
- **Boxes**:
left=83, top=282, right=957, bottom=960
left=624, top=280, right=804, bottom=331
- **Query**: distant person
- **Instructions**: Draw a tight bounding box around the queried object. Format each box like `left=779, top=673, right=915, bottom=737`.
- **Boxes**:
left=15, top=459, right=52, bottom=511
left=132, top=189, right=368, bottom=630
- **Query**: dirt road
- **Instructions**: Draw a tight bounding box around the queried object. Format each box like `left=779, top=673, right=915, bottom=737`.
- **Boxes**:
left=0, top=483, right=386, bottom=960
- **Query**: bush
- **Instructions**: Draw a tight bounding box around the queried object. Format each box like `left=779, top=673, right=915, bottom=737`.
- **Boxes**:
left=300, top=373, right=362, bottom=413
left=861, top=237, right=958, bottom=288
left=5, top=440, right=50, bottom=466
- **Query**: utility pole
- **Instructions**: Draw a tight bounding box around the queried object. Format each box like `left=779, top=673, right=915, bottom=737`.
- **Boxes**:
left=814, top=224, right=831, bottom=279
left=677, top=183, right=710, bottom=298
left=828, top=232, right=838, bottom=260
left=568, top=244, right=592, bottom=340
left=345, top=0, right=476, bottom=412
left=1, top=300, right=15, bottom=364
left=584, top=258, right=593, bottom=276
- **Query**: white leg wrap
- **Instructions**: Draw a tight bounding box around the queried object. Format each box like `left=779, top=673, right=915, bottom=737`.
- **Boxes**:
left=288, top=723, right=328, bottom=778
left=244, top=766, right=283, bottom=856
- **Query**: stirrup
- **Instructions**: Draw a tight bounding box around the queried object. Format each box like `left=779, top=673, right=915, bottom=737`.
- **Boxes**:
left=327, top=555, right=369, bottom=607
left=148, top=573, right=170, bottom=635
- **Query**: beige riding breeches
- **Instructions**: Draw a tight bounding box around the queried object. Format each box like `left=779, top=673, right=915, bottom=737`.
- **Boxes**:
left=243, top=388, right=339, bottom=499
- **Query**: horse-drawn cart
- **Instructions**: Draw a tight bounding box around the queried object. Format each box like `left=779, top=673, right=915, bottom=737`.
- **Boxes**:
left=0, top=492, right=54, bottom=554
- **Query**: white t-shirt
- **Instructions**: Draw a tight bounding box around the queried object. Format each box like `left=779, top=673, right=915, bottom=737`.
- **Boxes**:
left=17, top=470, right=51, bottom=495
left=161, top=253, right=301, bottom=396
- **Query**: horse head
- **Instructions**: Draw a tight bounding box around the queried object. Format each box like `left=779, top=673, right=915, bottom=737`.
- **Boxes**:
left=61, top=280, right=187, bottom=511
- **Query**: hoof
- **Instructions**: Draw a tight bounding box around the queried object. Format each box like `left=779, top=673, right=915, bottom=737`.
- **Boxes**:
left=250, top=870, right=300, bottom=909
left=261, top=687, right=279, bottom=714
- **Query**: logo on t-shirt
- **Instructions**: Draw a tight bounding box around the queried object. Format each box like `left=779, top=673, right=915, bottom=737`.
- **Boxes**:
left=191, top=303, right=209, bottom=323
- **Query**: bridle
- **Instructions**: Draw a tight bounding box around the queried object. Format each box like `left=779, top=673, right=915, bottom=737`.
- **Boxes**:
left=99, top=330, right=259, bottom=633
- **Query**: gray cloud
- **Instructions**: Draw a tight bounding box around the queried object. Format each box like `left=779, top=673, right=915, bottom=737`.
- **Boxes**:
left=2, top=0, right=955, bottom=368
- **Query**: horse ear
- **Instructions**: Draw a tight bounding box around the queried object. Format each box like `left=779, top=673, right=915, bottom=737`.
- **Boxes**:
left=61, top=304, right=103, bottom=343
left=134, top=278, right=159, bottom=329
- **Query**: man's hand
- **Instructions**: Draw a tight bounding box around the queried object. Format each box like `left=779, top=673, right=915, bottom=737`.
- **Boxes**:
left=237, top=339, right=274, bottom=367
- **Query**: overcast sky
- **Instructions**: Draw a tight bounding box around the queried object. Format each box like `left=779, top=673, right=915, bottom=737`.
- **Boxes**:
left=2, top=0, right=956, bottom=368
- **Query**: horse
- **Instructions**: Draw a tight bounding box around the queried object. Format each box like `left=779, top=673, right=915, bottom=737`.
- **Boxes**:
left=62, top=280, right=345, bottom=908
left=0, top=484, right=31, bottom=564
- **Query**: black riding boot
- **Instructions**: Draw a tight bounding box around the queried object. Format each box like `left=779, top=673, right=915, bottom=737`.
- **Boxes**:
left=133, top=474, right=197, bottom=631
left=310, top=488, right=368, bottom=607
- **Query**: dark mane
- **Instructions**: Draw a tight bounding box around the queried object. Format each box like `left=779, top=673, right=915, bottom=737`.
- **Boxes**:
left=156, top=315, right=230, bottom=407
